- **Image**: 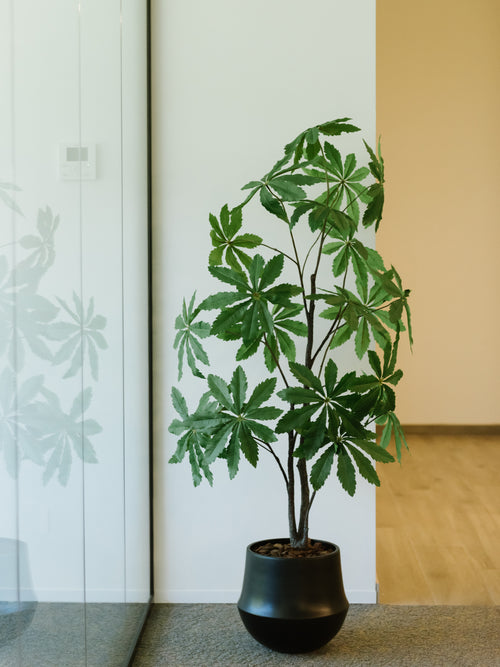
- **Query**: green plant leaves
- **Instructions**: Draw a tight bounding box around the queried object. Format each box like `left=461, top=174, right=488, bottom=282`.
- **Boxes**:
left=336, top=446, right=357, bottom=495
left=174, top=293, right=211, bottom=380
left=204, top=253, right=301, bottom=347
left=320, top=143, right=370, bottom=224
left=169, top=368, right=282, bottom=484
left=362, top=139, right=385, bottom=229
left=168, top=390, right=221, bottom=486
left=209, top=205, right=262, bottom=272
left=169, top=118, right=412, bottom=506
left=283, top=118, right=361, bottom=165
left=376, top=411, right=409, bottom=462
left=259, top=185, right=288, bottom=221
left=277, top=359, right=367, bottom=446
left=310, top=445, right=335, bottom=491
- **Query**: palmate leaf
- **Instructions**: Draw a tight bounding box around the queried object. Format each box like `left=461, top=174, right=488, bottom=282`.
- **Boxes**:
left=267, top=176, right=306, bottom=202
left=260, top=186, right=287, bottom=221
left=351, top=438, right=395, bottom=464
left=336, top=445, right=356, bottom=496
left=329, top=324, right=353, bottom=350
left=275, top=403, right=319, bottom=434
left=364, top=137, right=385, bottom=183
left=207, top=254, right=300, bottom=347
left=263, top=333, right=279, bottom=372
left=354, top=318, right=370, bottom=359
left=281, top=118, right=360, bottom=166
left=207, top=374, right=235, bottom=411
left=174, top=293, right=211, bottom=380
left=322, top=233, right=370, bottom=305
left=310, top=445, right=335, bottom=491
left=209, top=204, right=262, bottom=272
left=362, top=139, right=385, bottom=229
left=277, top=318, right=308, bottom=337
left=226, top=430, right=241, bottom=479
left=200, top=369, right=281, bottom=480
left=392, top=266, right=413, bottom=348
left=368, top=349, right=382, bottom=376
left=318, top=144, right=371, bottom=224
left=371, top=265, right=412, bottom=348
left=288, top=362, right=323, bottom=393
left=230, top=366, right=247, bottom=412
left=188, top=441, right=203, bottom=487
left=275, top=328, right=296, bottom=362
left=168, top=390, right=221, bottom=485
left=363, top=183, right=384, bottom=230
left=239, top=423, right=259, bottom=467
left=246, top=376, right=278, bottom=409
left=278, top=359, right=368, bottom=446
left=345, top=442, right=380, bottom=486
left=169, top=366, right=282, bottom=485
left=259, top=253, right=284, bottom=289
left=235, top=335, right=260, bottom=361
left=293, top=410, right=327, bottom=461
left=376, top=411, right=409, bottom=462
left=318, top=118, right=361, bottom=136
left=290, top=201, right=315, bottom=228
left=255, top=306, right=305, bottom=370
left=317, top=284, right=398, bottom=359
left=205, top=422, right=234, bottom=464
left=209, top=264, right=250, bottom=291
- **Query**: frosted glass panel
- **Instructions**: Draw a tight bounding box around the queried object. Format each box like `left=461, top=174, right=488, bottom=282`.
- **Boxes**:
left=0, top=0, right=150, bottom=664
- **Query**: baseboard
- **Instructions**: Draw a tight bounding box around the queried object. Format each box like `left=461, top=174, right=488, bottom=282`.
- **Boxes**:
left=376, top=424, right=500, bottom=436
left=161, top=589, right=239, bottom=604
left=400, top=424, right=500, bottom=436
left=13, top=588, right=151, bottom=603
left=158, top=588, right=377, bottom=604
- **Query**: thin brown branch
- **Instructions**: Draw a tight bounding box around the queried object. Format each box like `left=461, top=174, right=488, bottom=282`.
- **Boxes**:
left=255, top=438, right=289, bottom=487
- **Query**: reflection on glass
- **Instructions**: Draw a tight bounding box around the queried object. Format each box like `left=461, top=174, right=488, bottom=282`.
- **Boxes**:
left=0, top=0, right=150, bottom=664
left=0, top=539, right=37, bottom=646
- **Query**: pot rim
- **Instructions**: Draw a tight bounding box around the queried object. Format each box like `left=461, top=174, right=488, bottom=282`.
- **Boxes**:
left=248, top=538, right=339, bottom=559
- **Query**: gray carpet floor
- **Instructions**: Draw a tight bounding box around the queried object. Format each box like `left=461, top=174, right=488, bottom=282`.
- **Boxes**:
left=132, top=604, right=500, bottom=667
left=0, top=602, right=149, bottom=666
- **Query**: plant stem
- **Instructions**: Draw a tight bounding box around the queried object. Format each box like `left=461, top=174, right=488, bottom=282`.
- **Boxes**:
left=260, top=243, right=296, bottom=265
left=305, top=273, right=316, bottom=367
left=294, top=457, right=311, bottom=548
left=318, top=311, right=348, bottom=376
left=255, top=438, right=289, bottom=487
left=287, top=431, right=297, bottom=541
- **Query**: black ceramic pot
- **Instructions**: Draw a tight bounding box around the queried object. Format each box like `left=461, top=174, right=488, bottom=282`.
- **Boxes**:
left=237, top=538, right=349, bottom=653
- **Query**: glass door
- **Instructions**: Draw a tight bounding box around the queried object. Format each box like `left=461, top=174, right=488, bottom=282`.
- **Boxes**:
left=0, top=1, right=151, bottom=664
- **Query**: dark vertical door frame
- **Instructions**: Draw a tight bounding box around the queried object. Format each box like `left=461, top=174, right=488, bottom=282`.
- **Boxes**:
left=146, top=0, right=154, bottom=600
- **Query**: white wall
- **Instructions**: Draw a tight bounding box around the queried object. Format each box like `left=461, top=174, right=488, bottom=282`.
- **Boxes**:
left=152, top=0, right=377, bottom=603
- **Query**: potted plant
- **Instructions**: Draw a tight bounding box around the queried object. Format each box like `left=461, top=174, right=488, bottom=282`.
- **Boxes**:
left=169, top=118, right=411, bottom=653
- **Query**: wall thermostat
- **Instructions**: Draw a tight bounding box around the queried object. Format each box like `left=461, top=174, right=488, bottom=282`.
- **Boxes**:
left=59, top=143, right=97, bottom=180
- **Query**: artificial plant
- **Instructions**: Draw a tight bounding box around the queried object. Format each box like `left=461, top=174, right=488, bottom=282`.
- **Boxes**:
left=169, top=118, right=411, bottom=549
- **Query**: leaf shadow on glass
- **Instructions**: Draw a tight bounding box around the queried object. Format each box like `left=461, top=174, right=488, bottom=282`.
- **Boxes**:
left=0, top=185, right=107, bottom=485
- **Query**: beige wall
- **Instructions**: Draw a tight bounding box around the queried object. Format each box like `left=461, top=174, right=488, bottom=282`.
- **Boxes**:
left=377, top=0, right=500, bottom=424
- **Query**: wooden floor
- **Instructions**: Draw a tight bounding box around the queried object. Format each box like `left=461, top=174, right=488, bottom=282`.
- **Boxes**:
left=376, top=433, right=500, bottom=605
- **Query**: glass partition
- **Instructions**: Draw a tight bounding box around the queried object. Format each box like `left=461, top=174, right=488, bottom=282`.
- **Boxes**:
left=0, top=1, right=151, bottom=664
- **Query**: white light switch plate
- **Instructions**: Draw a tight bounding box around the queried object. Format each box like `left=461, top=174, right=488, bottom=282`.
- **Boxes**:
left=59, top=143, right=96, bottom=180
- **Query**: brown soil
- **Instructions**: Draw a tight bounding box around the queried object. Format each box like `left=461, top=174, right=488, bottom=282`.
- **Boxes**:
left=253, top=540, right=334, bottom=559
